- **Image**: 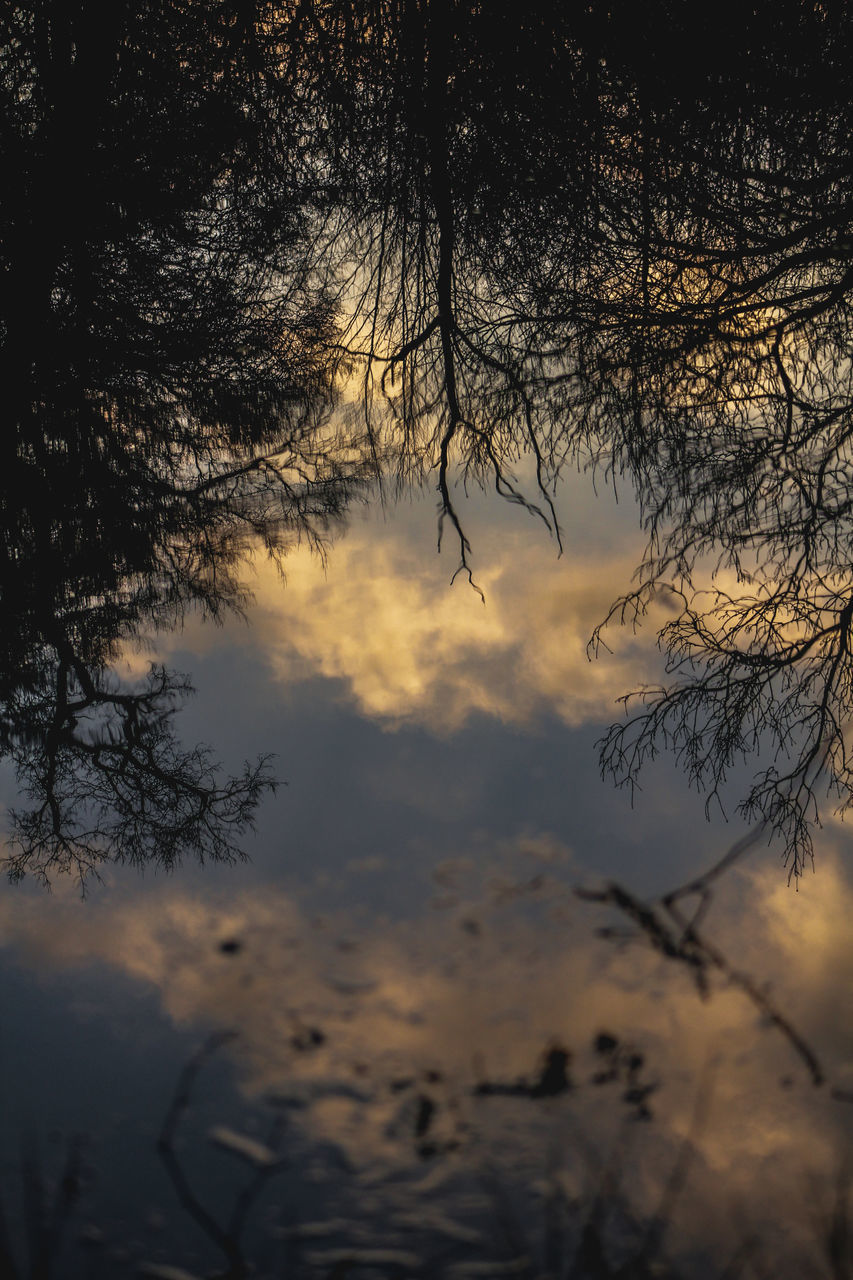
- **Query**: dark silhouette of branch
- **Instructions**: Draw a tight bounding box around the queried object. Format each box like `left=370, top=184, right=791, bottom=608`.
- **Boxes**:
left=576, top=828, right=826, bottom=1087
left=156, top=1031, right=286, bottom=1280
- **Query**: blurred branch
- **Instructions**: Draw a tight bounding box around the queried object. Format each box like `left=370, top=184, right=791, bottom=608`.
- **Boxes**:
left=576, top=828, right=825, bottom=1087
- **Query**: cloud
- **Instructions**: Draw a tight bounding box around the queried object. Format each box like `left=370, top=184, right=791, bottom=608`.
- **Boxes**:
left=3, top=833, right=852, bottom=1275
left=235, top=502, right=666, bottom=733
left=119, top=485, right=665, bottom=734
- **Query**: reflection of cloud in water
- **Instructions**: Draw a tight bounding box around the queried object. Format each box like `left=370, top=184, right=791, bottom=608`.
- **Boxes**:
left=3, top=839, right=853, bottom=1269
left=242, top=519, right=668, bottom=731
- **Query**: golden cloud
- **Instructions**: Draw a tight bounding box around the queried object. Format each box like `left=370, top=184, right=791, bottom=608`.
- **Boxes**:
left=3, top=835, right=851, bottom=1250
left=117, top=485, right=666, bottom=733
left=230, top=503, right=668, bottom=732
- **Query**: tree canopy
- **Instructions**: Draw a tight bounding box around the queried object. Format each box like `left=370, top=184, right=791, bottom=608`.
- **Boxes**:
left=2, top=0, right=852, bottom=876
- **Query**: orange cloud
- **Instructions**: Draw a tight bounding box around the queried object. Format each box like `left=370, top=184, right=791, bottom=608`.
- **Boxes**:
left=2, top=835, right=851, bottom=1240
left=232, top=500, right=668, bottom=732
left=121, top=486, right=666, bottom=733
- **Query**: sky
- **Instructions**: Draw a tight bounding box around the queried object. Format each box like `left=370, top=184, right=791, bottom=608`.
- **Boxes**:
left=1, top=474, right=852, bottom=1277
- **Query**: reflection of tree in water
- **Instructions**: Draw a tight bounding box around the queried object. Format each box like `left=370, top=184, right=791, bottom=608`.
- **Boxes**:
left=3, top=1019, right=849, bottom=1279
left=1, top=829, right=852, bottom=1276
left=1, top=393, right=366, bottom=881
left=4, top=7, right=853, bottom=1277
left=301, top=0, right=853, bottom=871
left=4, top=1, right=853, bottom=875
left=0, top=3, right=369, bottom=879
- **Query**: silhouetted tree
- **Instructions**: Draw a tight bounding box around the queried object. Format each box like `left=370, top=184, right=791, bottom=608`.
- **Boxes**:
left=575, top=4, right=853, bottom=873
left=4, top=0, right=853, bottom=874
left=0, top=0, right=369, bottom=879
left=290, top=0, right=853, bottom=871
